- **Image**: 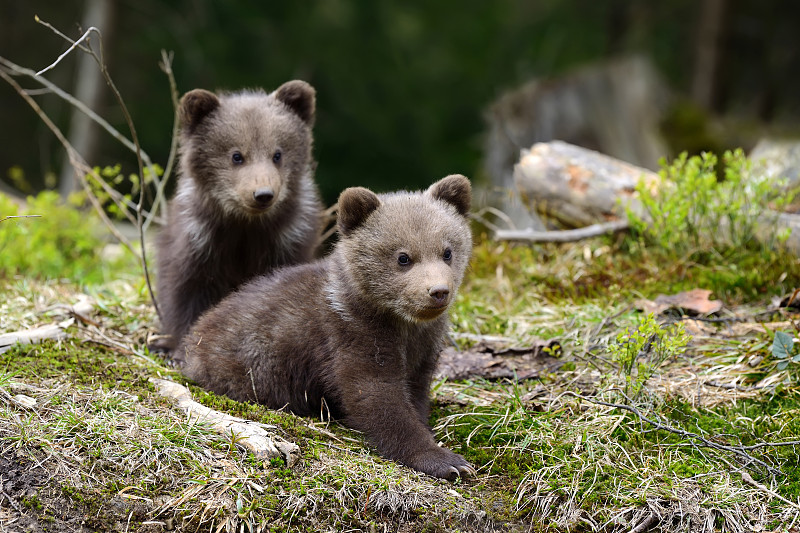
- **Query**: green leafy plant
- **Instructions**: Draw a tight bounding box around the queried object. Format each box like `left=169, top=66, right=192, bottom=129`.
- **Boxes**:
left=0, top=190, right=137, bottom=283
left=86, top=164, right=163, bottom=221
left=607, top=313, right=689, bottom=400
left=627, top=149, right=795, bottom=258
left=772, top=330, right=800, bottom=371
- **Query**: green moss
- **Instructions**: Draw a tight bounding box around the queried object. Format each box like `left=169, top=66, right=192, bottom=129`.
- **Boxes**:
left=0, top=341, right=154, bottom=394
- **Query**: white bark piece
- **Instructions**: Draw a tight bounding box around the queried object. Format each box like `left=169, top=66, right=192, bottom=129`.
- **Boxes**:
left=150, top=378, right=300, bottom=466
left=0, top=324, right=67, bottom=354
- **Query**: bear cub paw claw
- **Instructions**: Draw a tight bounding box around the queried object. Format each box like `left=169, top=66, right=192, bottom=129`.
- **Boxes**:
left=411, top=448, right=476, bottom=481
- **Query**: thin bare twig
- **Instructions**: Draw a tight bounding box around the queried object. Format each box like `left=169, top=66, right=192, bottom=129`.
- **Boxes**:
left=154, top=49, right=181, bottom=227
left=741, top=471, right=800, bottom=511
left=0, top=488, right=24, bottom=514
left=495, top=219, right=630, bottom=243
left=470, top=206, right=518, bottom=234
left=35, top=20, right=162, bottom=320
left=0, top=67, right=134, bottom=251
left=0, top=56, right=162, bottom=223
left=0, top=215, right=42, bottom=223
left=560, top=391, right=784, bottom=477
left=34, top=22, right=96, bottom=75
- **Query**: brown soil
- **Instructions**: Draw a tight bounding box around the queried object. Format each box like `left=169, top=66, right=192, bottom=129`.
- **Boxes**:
left=0, top=448, right=157, bottom=533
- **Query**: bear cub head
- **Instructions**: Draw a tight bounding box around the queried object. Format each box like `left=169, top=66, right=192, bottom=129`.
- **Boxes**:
left=335, top=174, right=472, bottom=323
left=178, top=80, right=316, bottom=219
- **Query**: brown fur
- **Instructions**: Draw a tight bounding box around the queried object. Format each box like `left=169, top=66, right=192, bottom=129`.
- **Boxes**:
left=177, top=175, right=475, bottom=480
left=156, top=80, right=322, bottom=350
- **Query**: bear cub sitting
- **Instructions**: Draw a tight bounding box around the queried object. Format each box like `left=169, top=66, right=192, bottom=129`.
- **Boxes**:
left=156, top=80, right=322, bottom=350
left=177, top=175, right=475, bottom=480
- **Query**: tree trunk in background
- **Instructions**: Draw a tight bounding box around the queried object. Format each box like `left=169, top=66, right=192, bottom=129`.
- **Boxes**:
left=59, top=0, right=114, bottom=197
left=691, top=0, right=726, bottom=110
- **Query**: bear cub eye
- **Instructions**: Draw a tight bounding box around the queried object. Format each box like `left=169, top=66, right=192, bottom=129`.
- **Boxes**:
left=443, top=248, right=452, bottom=262
left=397, top=253, right=411, bottom=266
left=231, top=151, right=245, bottom=165
left=272, top=151, right=282, bottom=164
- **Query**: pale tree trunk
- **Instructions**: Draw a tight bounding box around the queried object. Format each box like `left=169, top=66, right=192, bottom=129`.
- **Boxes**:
left=59, top=0, right=115, bottom=197
left=691, top=0, right=726, bottom=110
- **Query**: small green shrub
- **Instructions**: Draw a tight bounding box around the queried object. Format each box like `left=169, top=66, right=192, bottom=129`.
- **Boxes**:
left=0, top=190, right=136, bottom=283
left=87, top=164, right=163, bottom=221
left=607, top=313, right=689, bottom=401
left=627, top=149, right=794, bottom=258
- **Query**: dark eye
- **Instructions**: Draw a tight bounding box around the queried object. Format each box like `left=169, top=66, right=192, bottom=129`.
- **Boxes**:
left=443, top=248, right=452, bottom=261
left=232, top=151, right=244, bottom=165
left=272, top=151, right=282, bottom=164
left=397, top=253, right=411, bottom=266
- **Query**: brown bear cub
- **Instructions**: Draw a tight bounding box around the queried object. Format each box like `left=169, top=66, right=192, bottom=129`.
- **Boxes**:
left=177, top=175, right=475, bottom=480
left=156, top=80, right=322, bottom=351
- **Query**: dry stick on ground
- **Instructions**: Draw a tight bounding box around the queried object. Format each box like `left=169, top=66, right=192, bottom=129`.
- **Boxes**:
left=558, top=391, right=791, bottom=478
left=741, top=471, right=800, bottom=511
left=494, top=219, right=630, bottom=243
left=0, top=324, right=68, bottom=354
left=628, top=513, right=658, bottom=533
left=34, top=21, right=164, bottom=320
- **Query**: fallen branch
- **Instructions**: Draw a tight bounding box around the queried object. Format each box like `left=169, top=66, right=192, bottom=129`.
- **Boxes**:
left=559, top=391, right=785, bottom=477
left=150, top=378, right=301, bottom=466
left=0, top=324, right=67, bottom=354
left=742, top=471, right=800, bottom=511
left=494, top=219, right=629, bottom=243
left=629, top=513, right=658, bottom=533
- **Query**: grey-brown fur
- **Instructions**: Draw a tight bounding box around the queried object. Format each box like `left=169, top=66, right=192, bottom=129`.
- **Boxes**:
left=156, top=80, right=322, bottom=350
left=177, top=175, right=475, bottom=480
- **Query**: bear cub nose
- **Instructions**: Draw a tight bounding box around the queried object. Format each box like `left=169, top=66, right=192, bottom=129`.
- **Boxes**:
left=253, top=188, right=275, bottom=208
left=428, top=284, right=450, bottom=306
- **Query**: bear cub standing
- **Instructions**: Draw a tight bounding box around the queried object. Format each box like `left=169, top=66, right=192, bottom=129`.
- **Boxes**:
left=177, top=175, right=475, bottom=480
left=156, top=80, right=322, bottom=350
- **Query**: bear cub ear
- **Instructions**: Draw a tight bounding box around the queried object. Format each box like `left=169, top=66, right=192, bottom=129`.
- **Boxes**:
left=337, top=187, right=381, bottom=236
left=427, top=174, right=472, bottom=217
left=274, top=80, right=316, bottom=126
left=179, top=89, right=220, bottom=133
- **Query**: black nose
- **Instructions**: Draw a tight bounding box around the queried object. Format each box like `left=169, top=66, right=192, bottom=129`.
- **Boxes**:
left=428, top=285, right=450, bottom=305
left=253, top=188, right=274, bottom=208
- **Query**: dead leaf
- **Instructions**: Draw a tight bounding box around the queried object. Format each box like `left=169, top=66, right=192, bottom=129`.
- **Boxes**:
left=635, top=288, right=723, bottom=316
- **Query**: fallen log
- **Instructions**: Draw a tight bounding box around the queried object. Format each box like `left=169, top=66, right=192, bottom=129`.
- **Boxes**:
left=505, top=140, right=800, bottom=254
left=513, top=140, right=658, bottom=228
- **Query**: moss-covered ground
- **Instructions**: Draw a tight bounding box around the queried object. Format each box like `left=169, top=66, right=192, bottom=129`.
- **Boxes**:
left=2, top=231, right=800, bottom=532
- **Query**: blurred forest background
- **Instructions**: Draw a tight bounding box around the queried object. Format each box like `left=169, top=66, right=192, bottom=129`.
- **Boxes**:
left=1, top=0, right=799, bottom=205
